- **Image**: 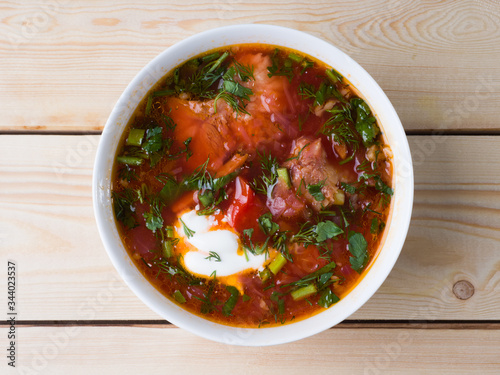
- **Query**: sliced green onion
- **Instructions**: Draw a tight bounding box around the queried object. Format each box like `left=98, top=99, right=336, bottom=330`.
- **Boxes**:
left=116, top=156, right=143, bottom=166
left=126, top=128, right=145, bottom=147
left=277, top=167, right=291, bottom=188
left=269, top=253, right=287, bottom=275
left=207, top=51, right=229, bottom=73
left=333, top=190, right=345, bottom=206
left=173, top=68, right=180, bottom=85
left=291, top=284, right=317, bottom=301
left=152, top=89, right=175, bottom=97
left=202, top=52, right=221, bottom=62
left=145, top=95, right=153, bottom=115
left=165, top=226, right=175, bottom=238
left=288, top=53, right=303, bottom=63
left=326, top=68, right=342, bottom=84
left=259, top=268, right=272, bottom=282
left=172, top=290, right=186, bottom=304
left=338, top=151, right=356, bottom=165
left=162, top=240, right=174, bottom=258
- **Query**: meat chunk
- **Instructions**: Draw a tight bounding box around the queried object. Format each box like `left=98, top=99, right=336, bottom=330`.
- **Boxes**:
left=284, top=137, right=345, bottom=211
left=167, top=96, right=235, bottom=173
left=267, top=179, right=307, bottom=218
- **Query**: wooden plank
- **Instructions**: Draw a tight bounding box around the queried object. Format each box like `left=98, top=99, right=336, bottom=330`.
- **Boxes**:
left=0, top=1, right=499, bottom=132
left=1, top=135, right=500, bottom=321
left=1, top=326, right=499, bottom=374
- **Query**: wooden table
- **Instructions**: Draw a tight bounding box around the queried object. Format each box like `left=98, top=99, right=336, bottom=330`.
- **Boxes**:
left=1, top=1, right=499, bottom=373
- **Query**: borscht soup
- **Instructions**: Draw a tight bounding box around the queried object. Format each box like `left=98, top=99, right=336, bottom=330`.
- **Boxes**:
left=111, top=44, right=393, bottom=327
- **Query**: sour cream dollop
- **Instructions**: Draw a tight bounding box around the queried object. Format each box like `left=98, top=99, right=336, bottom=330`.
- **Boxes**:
left=178, top=210, right=267, bottom=278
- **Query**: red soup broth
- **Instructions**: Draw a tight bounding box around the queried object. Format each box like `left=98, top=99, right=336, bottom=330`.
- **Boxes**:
left=112, top=44, right=393, bottom=327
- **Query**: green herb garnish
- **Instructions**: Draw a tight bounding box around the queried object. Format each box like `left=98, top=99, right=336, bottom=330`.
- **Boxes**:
left=357, top=160, right=393, bottom=197
left=144, top=211, right=163, bottom=232
left=112, top=189, right=138, bottom=229
left=307, top=182, right=326, bottom=202
left=180, top=218, right=195, bottom=238
left=142, top=126, right=163, bottom=153
left=213, top=61, right=254, bottom=117
left=258, top=212, right=279, bottom=236
left=341, top=182, right=357, bottom=194
left=142, top=195, right=164, bottom=233
left=318, top=289, right=340, bottom=308
left=350, top=98, right=379, bottom=146
left=172, top=290, right=186, bottom=304
left=293, top=220, right=343, bottom=247
left=252, top=151, right=279, bottom=196
left=315, top=221, right=344, bottom=242
left=283, top=261, right=337, bottom=289
left=299, top=81, right=346, bottom=107
left=205, top=251, right=221, bottom=262
left=267, top=48, right=294, bottom=82
left=348, top=231, right=368, bottom=272
left=222, top=286, right=240, bottom=316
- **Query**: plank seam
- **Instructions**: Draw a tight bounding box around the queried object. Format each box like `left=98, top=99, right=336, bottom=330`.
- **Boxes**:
left=2, top=320, right=499, bottom=330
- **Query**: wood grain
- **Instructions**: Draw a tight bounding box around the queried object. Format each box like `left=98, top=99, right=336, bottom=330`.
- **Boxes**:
left=1, top=326, right=499, bottom=374
left=0, top=1, right=499, bottom=132
left=1, top=134, right=499, bottom=321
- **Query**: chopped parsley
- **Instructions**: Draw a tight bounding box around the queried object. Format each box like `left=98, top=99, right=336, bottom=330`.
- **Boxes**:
left=255, top=213, right=292, bottom=261
left=341, top=182, right=357, bottom=194
left=242, top=228, right=270, bottom=256
left=293, top=220, right=343, bottom=247
left=258, top=212, right=279, bottom=236
left=142, top=126, right=163, bottom=153
left=298, top=80, right=346, bottom=107
left=318, top=289, right=340, bottom=308
left=222, top=286, right=240, bottom=316
left=157, top=159, right=237, bottom=211
left=144, top=211, right=163, bottom=232
left=315, top=221, right=344, bottom=242
left=348, top=231, right=368, bottom=272
left=350, top=98, right=379, bottom=147
left=307, top=182, right=326, bottom=201
left=143, top=196, right=164, bottom=233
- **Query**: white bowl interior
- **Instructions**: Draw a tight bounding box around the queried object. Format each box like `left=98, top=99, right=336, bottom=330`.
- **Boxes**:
left=93, top=24, right=414, bottom=346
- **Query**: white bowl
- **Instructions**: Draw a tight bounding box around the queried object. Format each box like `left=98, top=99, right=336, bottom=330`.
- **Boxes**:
left=93, top=24, right=413, bottom=346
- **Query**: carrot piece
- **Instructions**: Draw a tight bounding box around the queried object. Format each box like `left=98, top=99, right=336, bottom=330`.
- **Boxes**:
left=215, top=153, right=249, bottom=178
left=171, top=191, right=195, bottom=214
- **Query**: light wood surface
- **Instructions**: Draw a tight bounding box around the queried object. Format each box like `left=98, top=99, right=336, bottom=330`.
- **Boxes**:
left=2, top=1, right=500, bottom=373
left=1, top=326, right=499, bottom=374
left=1, top=1, right=499, bottom=132
left=1, top=135, right=499, bottom=321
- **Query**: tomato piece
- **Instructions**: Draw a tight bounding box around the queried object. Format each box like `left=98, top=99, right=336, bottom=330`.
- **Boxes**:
left=226, top=177, right=254, bottom=228
left=226, top=177, right=267, bottom=238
